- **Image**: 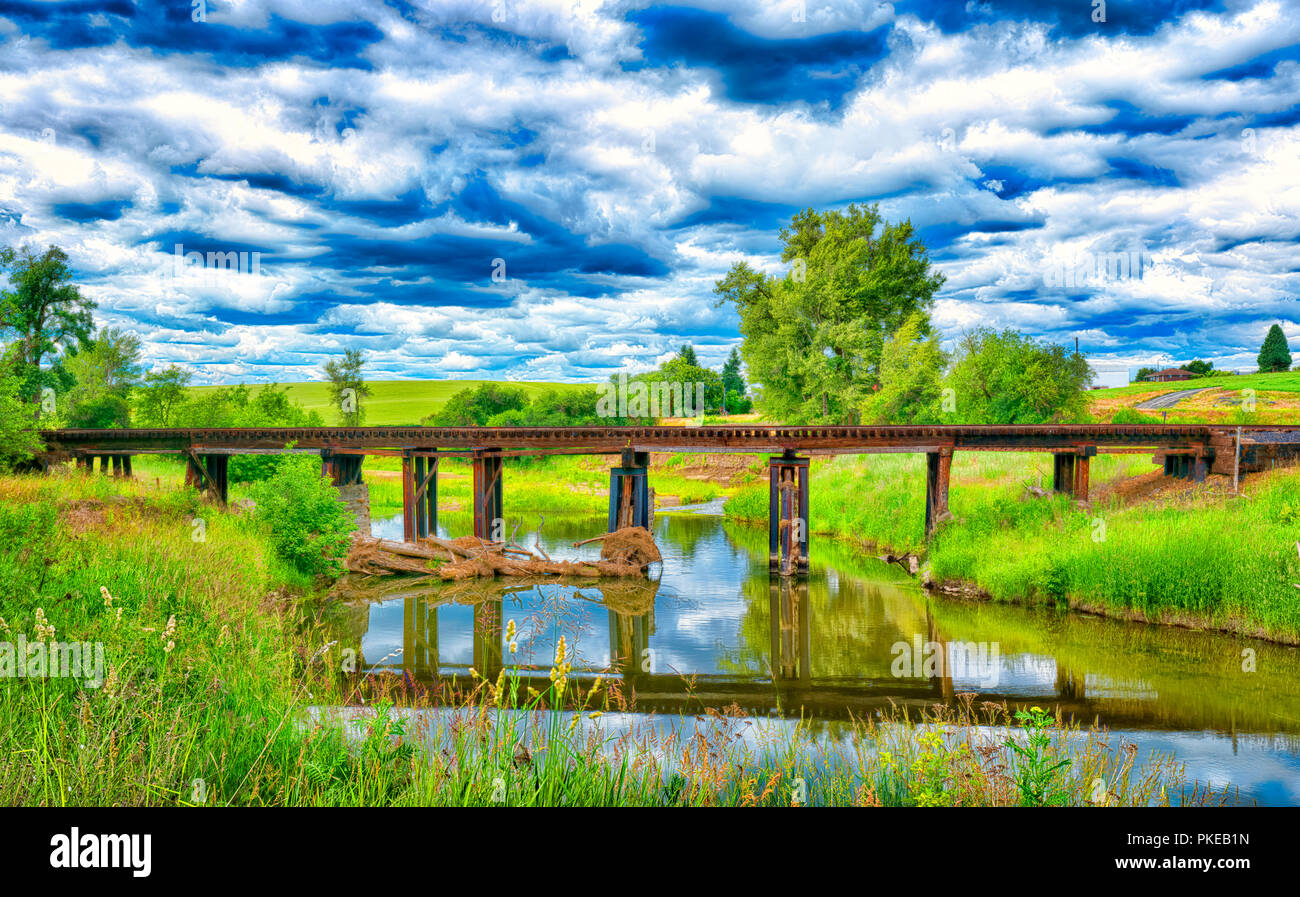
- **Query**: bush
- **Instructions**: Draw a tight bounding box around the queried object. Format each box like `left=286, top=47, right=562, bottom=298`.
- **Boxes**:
left=427, top=384, right=529, bottom=426
left=248, top=454, right=355, bottom=577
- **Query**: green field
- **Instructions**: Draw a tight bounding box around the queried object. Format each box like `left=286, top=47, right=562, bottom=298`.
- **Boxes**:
left=191, top=379, right=577, bottom=426
left=1089, top=370, right=1300, bottom=399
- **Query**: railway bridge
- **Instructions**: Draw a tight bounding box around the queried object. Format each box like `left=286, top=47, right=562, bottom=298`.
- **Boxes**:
left=40, top=424, right=1300, bottom=576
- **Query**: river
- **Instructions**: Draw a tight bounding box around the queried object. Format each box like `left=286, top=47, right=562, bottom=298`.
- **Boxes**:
left=329, top=508, right=1300, bottom=805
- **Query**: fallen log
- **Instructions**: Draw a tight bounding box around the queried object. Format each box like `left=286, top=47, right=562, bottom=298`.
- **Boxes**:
left=344, top=526, right=662, bottom=580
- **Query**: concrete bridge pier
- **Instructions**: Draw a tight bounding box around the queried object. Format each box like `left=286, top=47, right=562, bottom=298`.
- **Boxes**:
left=925, top=447, right=953, bottom=538
left=608, top=449, right=650, bottom=532
left=400, top=450, right=436, bottom=542
left=472, top=449, right=504, bottom=542
left=768, top=451, right=809, bottom=576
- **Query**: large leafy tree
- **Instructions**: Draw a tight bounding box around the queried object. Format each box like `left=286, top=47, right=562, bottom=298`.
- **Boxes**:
left=63, top=327, right=142, bottom=427
left=945, top=328, right=1093, bottom=424
left=322, top=348, right=372, bottom=426
left=0, top=245, right=96, bottom=417
left=136, top=365, right=193, bottom=427
left=713, top=204, right=945, bottom=424
left=864, top=311, right=945, bottom=423
left=0, top=354, right=42, bottom=466
left=1257, top=324, right=1292, bottom=373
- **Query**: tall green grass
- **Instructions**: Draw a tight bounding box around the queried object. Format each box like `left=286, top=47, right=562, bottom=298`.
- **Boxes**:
left=0, top=470, right=1227, bottom=805
left=930, top=472, right=1300, bottom=637
left=725, top=453, right=1300, bottom=641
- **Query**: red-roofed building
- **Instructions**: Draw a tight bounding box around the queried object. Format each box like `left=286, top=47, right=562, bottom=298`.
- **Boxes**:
left=1147, top=368, right=1195, bottom=382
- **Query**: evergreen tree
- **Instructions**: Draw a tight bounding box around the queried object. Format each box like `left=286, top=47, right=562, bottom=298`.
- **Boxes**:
left=1257, top=324, right=1292, bottom=373
left=721, top=347, right=745, bottom=396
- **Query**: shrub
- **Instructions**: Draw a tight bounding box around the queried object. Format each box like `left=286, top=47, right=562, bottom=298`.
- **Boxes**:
left=248, top=454, right=355, bottom=577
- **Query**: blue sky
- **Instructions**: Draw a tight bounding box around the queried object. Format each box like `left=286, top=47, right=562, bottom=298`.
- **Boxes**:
left=0, top=0, right=1297, bottom=383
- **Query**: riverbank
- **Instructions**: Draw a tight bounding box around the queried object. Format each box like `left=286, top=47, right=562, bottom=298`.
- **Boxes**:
left=0, top=468, right=1223, bottom=806
left=724, top=453, right=1300, bottom=645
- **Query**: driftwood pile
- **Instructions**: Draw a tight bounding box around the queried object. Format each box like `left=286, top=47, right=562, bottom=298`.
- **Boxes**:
left=344, top=526, right=661, bottom=581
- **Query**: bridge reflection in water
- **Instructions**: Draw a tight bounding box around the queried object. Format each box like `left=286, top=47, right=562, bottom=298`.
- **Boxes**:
left=329, top=512, right=1300, bottom=741
left=339, top=575, right=1115, bottom=723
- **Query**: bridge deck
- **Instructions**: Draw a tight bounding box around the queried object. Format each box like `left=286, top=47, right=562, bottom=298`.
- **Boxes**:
left=42, top=423, right=1297, bottom=455
left=37, top=423, right=1300, bottom=570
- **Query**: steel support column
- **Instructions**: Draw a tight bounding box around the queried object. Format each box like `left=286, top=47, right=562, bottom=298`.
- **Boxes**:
left=322, top=451, right=364, bottom=487
left=472, top=449, right=504, bottom=541
left=925, top=448, right=953, bottom=538
left=1052, top=453, right=1076, bottom=493
left=205, top=455, right=229, bottom=503
left=1053, top=447, right=1095, bottom=501
left=401, top=450, right=416, bottom=543
left=186, top=454, right=229, bottom=503
left=608, top=449, right=650, bottom=532
left=768, top=453, right=809, bottom=576
left=1073, top=447, right=1094, bottom=503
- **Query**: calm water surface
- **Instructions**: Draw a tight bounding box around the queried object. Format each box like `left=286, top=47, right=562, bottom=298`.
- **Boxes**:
left=331, top=509, right=1300, bottom=805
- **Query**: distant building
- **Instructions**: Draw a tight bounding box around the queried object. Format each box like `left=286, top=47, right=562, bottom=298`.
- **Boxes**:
left=1147, top=368, right=1195, bottom=382
left=1087, top=362, right=1130, bottom=389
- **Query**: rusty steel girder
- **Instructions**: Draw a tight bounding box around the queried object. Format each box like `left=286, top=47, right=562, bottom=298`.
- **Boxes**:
left=40, top=423, right=1272, bottom=457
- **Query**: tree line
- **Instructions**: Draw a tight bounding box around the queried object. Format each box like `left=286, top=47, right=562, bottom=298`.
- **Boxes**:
left=423, top=345, right=750, bottom=426
left=712, top=204, right=1095, bottom=425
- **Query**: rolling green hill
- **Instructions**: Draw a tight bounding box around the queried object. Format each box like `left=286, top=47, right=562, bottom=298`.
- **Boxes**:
left=191, top=379, right=578, bottom=426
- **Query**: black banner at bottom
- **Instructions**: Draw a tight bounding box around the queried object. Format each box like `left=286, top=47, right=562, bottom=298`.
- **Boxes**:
left=0, top=808, right=1284, bottom=884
